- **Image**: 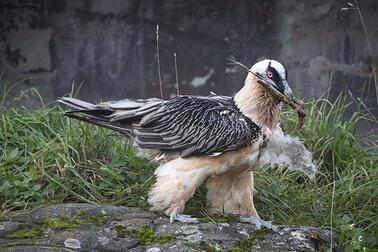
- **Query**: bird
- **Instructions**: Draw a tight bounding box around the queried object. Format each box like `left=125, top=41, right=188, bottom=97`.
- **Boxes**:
left=58, top=59, right=293, bottom=230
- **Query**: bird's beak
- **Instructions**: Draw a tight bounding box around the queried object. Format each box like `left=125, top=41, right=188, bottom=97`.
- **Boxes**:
left=283, top=81, right=293, bottom=99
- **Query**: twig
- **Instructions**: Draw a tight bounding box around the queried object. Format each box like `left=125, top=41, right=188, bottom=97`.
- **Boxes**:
left=325, top=70, right=334, bottom=101
left=156, top=25, right=163, bottom=99
left=342, top=1, right=378, bottom=110
left=330, top=180, right=336, bottom=251
left=228, top=59, right=306, bottom=129
left=354, top=0, right=378, bottom=110
left=174, top=52, right=180, bottom=96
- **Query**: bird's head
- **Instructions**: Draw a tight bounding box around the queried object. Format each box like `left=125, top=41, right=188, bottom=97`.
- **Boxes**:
left=251, top=59, right=293, bottom=98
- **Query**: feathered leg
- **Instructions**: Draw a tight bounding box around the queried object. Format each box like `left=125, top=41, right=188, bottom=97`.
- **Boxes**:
left=148, top=157, right=210, bottom=223
left=206, top=170, right=257, bottom=216
left=148, top=143, right=263, bottom=223
left=206, top=171, right=276, bottom=230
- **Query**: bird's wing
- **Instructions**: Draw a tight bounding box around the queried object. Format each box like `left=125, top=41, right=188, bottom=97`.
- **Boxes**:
left=59, top=95, right=261, bottom=158
left=131, top=95, right=261, bottom=157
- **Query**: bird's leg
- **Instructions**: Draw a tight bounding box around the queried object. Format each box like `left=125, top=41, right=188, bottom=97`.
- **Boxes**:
left=165, top=179, right=203, bottom=223
left=206, top=170, right=277, bottom=231
left=169, top=207, right=198, bottom=223
left=237, top=172, right=277, bottom=231
left=239, top=216, right=277, bottom=231
left=149, top=158, right=210, bottom=224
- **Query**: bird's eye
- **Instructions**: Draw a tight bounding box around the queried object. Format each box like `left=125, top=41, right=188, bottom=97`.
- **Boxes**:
left=266, top=71, right=273, bottom=78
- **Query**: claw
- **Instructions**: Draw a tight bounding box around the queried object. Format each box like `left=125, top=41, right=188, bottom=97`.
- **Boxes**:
left=240, top=216, right=277, bottom=231
left=170, top=213, right=198, bottom=223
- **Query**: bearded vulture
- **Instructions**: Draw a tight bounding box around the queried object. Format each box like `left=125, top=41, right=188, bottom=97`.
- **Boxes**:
left=58, top=59, right=294, bottom=230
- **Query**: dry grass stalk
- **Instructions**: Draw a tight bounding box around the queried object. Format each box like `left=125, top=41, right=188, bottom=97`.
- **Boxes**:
left=354, top=1, right=378, bottom=110
left=174, top=52, right=180, bottom=95
left=342, top=1, right=378, bottom=110
left=156, top=25, right=163, bottom=99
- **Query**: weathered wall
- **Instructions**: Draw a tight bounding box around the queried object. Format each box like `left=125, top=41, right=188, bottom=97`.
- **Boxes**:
left=1, top=0, right=377, bottom=112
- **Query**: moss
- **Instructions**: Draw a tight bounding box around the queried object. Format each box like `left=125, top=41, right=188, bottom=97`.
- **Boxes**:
left=237, top=237, right=256, bottom=249
left=0, top=242, right=63, bottom=249
left=41, top=210, right=113, bottom=231
left=227, top=248, right=244, bottom=252
left=186, top=241, right=218, bottom=252
left=73, top=210, right=111, bottom=225
left=227, top=229, right=275, bottom=251
left=5, top=228, right=42, bottom=239
left=252, top=229, right=275, bottom=240
left=137, top=225, right=174, bottom=245
left=156, top=233, right=175, bottom=244
left=115, top=225, right=137, bottom=238
left=42, top=218, right=80, bottom=230
left=198, top=241, right=218, bottom=252
left=138, top=225, right=156, bottom=245
left=116, top=224, right=174, bottom=245
left=199, top=215, right=239, bottom=223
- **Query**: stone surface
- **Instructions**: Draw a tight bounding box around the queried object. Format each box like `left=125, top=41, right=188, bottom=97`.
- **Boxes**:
left=0, top=203, right=337, bottom=251
left=0, top=0, right=377, bottom=119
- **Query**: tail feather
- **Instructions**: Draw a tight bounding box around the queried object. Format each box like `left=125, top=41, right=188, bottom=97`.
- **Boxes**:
left=66, top=113, right=131, bottom=135
left=58, top=97, right=97, bottom=110
left=58, top=97, right=164, bottom=137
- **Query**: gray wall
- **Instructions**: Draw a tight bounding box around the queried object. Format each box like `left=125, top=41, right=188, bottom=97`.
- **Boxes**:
left=1, top=0, right=377, bottom=114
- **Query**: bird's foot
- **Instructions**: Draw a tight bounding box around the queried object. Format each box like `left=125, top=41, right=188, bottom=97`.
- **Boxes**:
left=170, top=213, right=198, bottom=223
left=240, top=216, right=277, bottom=231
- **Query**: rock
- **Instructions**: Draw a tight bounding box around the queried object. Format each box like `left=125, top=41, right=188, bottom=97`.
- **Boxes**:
left=0, top=203, right=337, bottom=251
left=63, top=238, right=81, bottom=249
left=146, top=247, right=160, bottom=252
left=0, top=222, right=33, bottom=237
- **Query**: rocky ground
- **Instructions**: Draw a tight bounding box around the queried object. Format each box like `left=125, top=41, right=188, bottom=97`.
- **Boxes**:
left=0, top=203, right=337, bottom=251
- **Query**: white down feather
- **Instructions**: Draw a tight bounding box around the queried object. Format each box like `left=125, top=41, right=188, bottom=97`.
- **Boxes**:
left=258, top=129, right=317, bottom=180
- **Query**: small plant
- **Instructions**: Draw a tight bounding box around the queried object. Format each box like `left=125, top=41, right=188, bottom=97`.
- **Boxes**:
left=43, top=218, right=80, bottom=230
left=137, top=225, right=174, bottom=245
left=336, top=215, right=376, bottom=252
left=5, top=228, right=42, bottom=239
left=115, top=224, right=174, bottom=245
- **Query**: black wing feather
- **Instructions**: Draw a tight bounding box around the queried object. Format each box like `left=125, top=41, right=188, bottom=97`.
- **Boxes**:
left=133, top=96, right=261, bottom=157
left=59, top=95, right=261, bottom=158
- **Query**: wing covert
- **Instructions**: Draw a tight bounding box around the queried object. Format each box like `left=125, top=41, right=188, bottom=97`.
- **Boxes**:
left=133, top=95, right=261, bottom=157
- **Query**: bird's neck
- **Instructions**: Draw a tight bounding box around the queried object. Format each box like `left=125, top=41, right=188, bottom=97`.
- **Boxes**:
left=234, top=74, right=282, bottom=129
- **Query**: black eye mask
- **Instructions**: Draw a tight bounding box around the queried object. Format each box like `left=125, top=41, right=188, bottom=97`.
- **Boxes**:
left=267, top=62, right=285, bottom=94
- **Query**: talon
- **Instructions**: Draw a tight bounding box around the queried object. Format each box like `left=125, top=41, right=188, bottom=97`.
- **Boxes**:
left=240, top=216, right=277, bottom=231
left=170, top=213, right=198, bottom=223
left=177, top=214, right=193, bottom=218
left=240, top=216, right=261, bottom=229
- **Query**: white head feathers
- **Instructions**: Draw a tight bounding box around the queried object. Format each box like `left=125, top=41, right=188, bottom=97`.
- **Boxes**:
left=251, top=59, right=287, bottom=80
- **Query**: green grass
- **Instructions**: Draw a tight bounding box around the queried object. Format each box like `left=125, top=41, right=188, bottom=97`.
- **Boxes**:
left=5, top=227, right=42, bottom=239
left=0, top=87, right=377, bottom=250
left=255, top=94, right=378, bottom=251
left=0, top=96, right=154, bottom=211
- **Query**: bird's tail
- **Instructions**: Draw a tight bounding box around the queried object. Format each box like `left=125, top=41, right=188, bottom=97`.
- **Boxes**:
left=58, top=97, right=162, bottom=135
left=58, top=97, right=131, bottom=135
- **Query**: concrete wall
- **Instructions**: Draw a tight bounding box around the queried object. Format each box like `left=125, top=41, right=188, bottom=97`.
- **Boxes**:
left=1, top=0, right=377, bottom=113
